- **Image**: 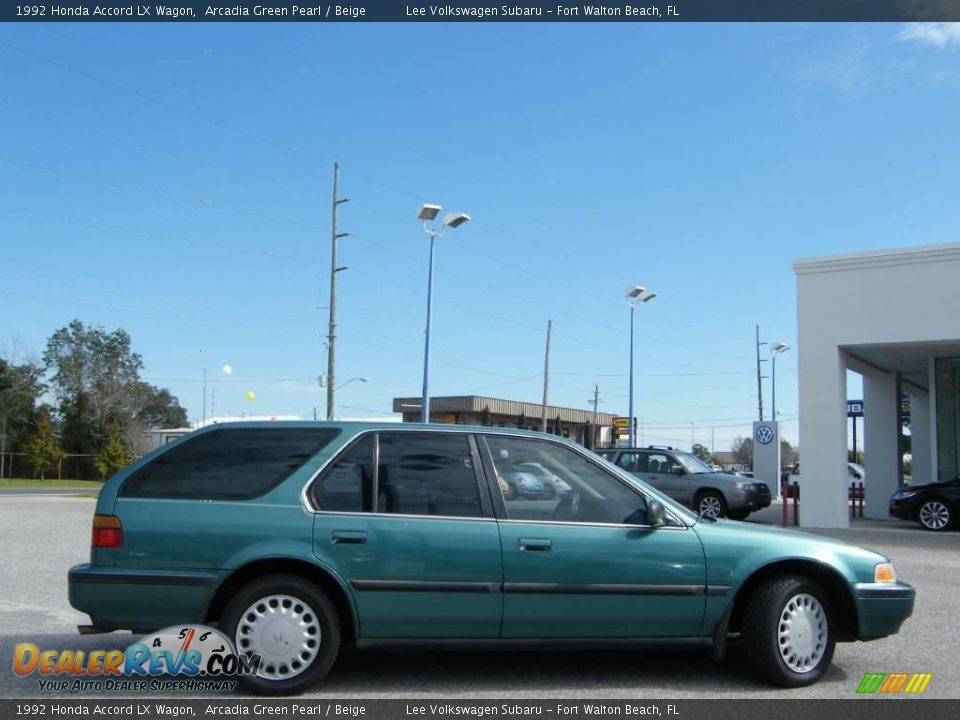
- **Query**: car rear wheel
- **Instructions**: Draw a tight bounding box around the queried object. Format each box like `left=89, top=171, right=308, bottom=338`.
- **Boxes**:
left=742, top=575, right=835, bottom=687
left=695, top=490, right=727, bottom=519
left=542, top=483, right=556, bottom=500
left=917, top=499, right=953, bottom=531
left=222, top=574, right=340, bottom=695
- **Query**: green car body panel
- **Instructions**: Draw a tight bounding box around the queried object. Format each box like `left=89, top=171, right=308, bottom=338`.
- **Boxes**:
left=69, top=422, right=914, bottom=657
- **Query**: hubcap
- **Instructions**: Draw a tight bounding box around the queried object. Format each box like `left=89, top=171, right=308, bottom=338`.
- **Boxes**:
left=919, top=501, right=949, bottom=530
left=699, top=495, right=723, bottom=518
left=777, top=593, right=827, bottom=674
left=235, top=594, right=320, bottom=681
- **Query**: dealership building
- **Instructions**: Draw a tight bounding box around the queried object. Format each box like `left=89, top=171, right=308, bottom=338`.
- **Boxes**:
left=795, top=242, right=960, bottom=528
left=392, top=395, right=617, bottom=447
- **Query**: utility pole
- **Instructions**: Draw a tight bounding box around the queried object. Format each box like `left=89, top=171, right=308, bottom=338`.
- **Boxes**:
left=711, top=427, right=715, bottom=454
left=590, top=383, right=600, bottom=448
left=690, top=421, right=694, bottom=452
left=755, top=324, right=767, bottom=422
left=540, top=320, right=552, bottom=432
left=327, top=161, right=349, bottom=420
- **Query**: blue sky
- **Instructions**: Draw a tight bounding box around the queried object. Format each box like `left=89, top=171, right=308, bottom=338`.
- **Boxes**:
left=2, top=22, right=959, bottom=452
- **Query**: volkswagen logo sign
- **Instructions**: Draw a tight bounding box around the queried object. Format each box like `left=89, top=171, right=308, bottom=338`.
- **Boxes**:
left=755, top=425, right=774, bottom=445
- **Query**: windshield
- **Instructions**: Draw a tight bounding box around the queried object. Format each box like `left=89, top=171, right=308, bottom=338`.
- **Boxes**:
left=672, top=452, right=714, bottom=475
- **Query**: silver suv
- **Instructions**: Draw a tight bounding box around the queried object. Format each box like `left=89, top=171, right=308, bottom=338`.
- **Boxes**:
left=595, top=447, right=771, bottom=520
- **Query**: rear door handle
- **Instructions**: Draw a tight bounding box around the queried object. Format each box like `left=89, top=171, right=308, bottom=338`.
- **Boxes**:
left=518, top=538, right=552, bottom=552
left=331, top=530, right=367, bottom=545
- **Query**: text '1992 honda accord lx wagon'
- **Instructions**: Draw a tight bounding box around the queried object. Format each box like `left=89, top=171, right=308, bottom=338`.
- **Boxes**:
left=69, top=422, right=915, bottom=695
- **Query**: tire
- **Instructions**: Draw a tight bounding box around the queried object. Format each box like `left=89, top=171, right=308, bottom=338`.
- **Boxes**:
left=695, top=490, right=727, bottom=519
left=727, top=509, right=750, bottom=521
left=742, top=575, right=835, bottom=687
left=542, top=483, right=557, bottom=500
left=917, top=499, right=954, bottom=532
left=221, top=574, right=340, bottom=695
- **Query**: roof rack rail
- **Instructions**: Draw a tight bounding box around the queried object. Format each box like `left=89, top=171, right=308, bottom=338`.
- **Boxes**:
left=647, top=445, right=675, bottom=450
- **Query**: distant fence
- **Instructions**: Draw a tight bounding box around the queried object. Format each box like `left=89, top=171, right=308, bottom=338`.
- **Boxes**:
left=0, top=453, right=98, bottom=481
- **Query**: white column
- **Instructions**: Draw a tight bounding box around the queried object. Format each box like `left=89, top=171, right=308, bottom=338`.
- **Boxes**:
left=797, top=345, right=849, bottom=528
left=928, top=359, right=940, bottom=483
left=863, top=370, right=900, bottom=519
left=910, top=390, right=931, bottom=486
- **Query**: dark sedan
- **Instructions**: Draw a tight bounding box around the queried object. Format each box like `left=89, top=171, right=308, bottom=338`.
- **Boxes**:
left=890, top=478, right=959, bottom=531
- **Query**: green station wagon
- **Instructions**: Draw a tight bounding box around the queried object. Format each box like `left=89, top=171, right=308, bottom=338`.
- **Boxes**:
left=69, top=422, right=915, bottom=695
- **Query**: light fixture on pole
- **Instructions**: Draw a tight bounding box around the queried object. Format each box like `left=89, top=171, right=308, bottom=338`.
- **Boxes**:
left=770, top=341, right=790, bottom=421
left=418, top=203, right=470, bottom=424
left=335, top=376, right=368, bottom=391
left=626, top=286, right=657, bottom=447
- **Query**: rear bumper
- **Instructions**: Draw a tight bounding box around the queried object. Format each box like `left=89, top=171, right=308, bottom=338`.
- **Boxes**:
left=853, top=581, right=916, bottom=640
left=68, top=564, right=219, bottom=632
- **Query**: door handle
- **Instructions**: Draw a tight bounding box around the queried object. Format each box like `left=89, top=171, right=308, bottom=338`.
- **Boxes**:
left=518, top=538, right=552, bottom=552
left=331, top=530, right=367, bottom=545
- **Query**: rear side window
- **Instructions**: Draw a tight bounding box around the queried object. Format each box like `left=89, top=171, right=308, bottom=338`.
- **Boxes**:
left=311, top=435, right=374, bottom=512
left=120, top=428, right=340, bottom=500
left=377, top=432, right=482, bottom=518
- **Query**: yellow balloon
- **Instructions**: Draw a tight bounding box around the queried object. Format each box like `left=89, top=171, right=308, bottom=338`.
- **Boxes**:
left=245, top=391, right=255, bottom=401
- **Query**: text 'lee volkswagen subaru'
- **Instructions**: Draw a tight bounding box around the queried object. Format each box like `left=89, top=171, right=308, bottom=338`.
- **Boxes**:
left=69, top=423, right=915, bottom=695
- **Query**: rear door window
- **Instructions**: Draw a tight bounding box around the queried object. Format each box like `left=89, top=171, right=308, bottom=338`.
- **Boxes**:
left=376, top=432, right=483, bottom=518
left=311, top=435, right=374, bottom=512
left=120, top=427, right=340, bottom=500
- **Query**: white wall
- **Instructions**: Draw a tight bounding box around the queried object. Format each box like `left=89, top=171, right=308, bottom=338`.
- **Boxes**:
left=795, top=243, right=960, bottom=528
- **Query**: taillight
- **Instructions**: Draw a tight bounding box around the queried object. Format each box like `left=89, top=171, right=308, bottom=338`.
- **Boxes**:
left=92, top=515, right=123, bottom=548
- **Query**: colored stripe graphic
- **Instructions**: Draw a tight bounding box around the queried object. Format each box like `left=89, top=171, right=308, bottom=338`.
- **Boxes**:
left=857, top=673, right=885, bottom=693
left=857, top=672, right=932, bottom=694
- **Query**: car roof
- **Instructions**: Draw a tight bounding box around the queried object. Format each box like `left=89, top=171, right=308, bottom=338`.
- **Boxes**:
left=192, top=420, right=584, bottom=444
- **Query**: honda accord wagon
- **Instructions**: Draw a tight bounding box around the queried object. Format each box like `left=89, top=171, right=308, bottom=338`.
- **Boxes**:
left=69, top=422, right=915, bottom=695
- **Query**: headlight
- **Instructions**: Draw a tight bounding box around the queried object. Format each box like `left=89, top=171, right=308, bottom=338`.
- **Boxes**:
left=893, top=490, right=917, bottom=500
left=734, top=481, right=750, bottom=490
left=874, top=562, right=897, bottom=583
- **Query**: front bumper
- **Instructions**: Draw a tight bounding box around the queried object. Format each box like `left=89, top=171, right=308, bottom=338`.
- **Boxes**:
left=729, top=484, right=772, bottom=512
left=889, top=499, right=917, bottom=521
left=69, top=564, right=219, bottom=632
left=853, top=581, right=916, bottom=640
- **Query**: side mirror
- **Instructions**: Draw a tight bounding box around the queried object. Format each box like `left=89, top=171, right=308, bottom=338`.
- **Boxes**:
left=672, top=465, right=685, bottom=475
left=647, top=500, right=665, bottom=527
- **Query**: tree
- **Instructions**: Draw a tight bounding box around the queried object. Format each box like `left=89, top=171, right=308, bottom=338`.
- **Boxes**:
left=42, top=320, right=186, bottom=462
left=23, top=410, right=65, bottom=480
left=584, top=421, right=594, bottom=450
left=691, top=443, right=713, bottom=464
left=480, top=405, right=493, bottom=427
left=516, top=411, right=527, bottom=430
left=0, top=355, right=45, bottom=479
left=95, top=423, right=132, bottom=480
left=780, top=439, right=798, bottom=467
left=553, top=414, right=563, bottom=436
left=731, top=436, right=753, bottom=469
left=44, top=319, right=144, bottom=454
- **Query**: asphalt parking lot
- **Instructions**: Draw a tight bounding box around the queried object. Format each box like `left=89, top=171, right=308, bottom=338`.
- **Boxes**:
left=0, top=494, right=957, bottom=699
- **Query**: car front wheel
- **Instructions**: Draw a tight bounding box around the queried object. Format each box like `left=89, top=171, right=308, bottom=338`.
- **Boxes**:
left=222, top=574, right=340, bottom=695
left=742, top=575, right=835, bottom=687
left=695, top=490, right=727, bottom=519
left=917, top=499, right=953, bottom=531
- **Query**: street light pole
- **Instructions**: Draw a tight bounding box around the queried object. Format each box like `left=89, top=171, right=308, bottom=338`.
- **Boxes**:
left=417, top=204, right=470, bottom=424
left=421, top=231, right=438, bottom=424
left=771, top=341, right=790, bottom=420
left=626, top=286, right=657, bottom=448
